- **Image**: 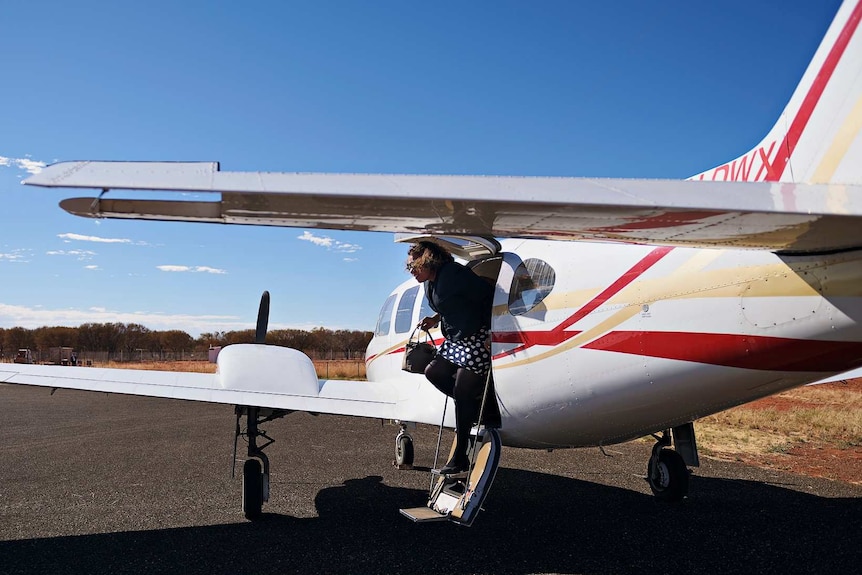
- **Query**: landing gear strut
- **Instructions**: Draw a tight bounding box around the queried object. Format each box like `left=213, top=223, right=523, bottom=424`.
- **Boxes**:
left=646, top=430, right=689, bottom=502
left=234, top=405, right=290, bottom=520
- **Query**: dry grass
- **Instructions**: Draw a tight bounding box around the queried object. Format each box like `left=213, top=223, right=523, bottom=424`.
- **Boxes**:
left=697, top=384, right=862, bottom=457
left=102, top=360, right=217, bottom=373
left=771, top=384, right=862, bottom=406
left=693, top=382, right=862, bottom=484
left=311, top=359, right=367, bottom=380
left=100, top=359, right=366, bottom=380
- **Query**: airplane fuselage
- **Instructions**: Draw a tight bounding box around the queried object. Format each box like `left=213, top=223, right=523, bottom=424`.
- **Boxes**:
left=366, top=239, right=862, bottom=449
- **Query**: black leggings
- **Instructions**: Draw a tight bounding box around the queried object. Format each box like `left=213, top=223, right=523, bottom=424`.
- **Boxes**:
left=424, top=357, right=487, bottom=463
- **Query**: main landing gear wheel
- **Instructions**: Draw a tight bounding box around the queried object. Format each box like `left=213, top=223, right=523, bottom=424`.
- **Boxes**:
left=395, top=431, right=414, bottom=469
left=243, top=458, right=264, bottom=520
left=647, top=447, right=689, bottom=502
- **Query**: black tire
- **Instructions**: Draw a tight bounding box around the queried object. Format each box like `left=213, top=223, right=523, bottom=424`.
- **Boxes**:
left=243, top=458, right=263, bottom=520
left=647, top=448, right=689, bottom=502
left=395, top=434, right=414, bottom=468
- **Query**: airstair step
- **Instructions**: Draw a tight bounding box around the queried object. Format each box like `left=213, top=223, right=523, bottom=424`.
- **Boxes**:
left=399, top=506, right=449, bottom=523
left=430, top=468, right=468, bottom=478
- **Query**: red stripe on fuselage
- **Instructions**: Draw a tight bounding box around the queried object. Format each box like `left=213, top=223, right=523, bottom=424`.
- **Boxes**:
left=493, top=330, right=581, bottom=347
left=768, top=0, right=862, bottom=181
left=583, top=330, right=862, bottom=372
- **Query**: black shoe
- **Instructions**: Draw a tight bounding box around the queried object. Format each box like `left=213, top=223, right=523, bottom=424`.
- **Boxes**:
left=437, top=459, right=468, bottom=475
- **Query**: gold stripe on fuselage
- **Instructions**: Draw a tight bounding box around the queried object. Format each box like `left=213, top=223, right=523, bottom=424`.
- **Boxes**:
left=811, top=93, right=862, bottom=184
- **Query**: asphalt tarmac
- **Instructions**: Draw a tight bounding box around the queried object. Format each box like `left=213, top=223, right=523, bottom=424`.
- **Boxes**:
left=0, top=384, right=859, bottom=575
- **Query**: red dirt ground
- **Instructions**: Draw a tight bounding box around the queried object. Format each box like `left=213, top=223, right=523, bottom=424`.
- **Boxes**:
left=719, top=379, right=862, bottom=486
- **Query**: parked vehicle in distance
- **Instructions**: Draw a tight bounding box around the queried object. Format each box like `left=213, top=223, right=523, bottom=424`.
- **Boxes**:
left=13, top=349, right=34, bottom=364
left=49, top=346, right=77, bottom=365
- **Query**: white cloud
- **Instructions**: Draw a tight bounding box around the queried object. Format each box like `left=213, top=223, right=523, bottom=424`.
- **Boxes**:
left=0, top=155, right=45, bottom=175
left=46, top=249, right=97, bottom=261
left=84, top=265, right=100, bottom=270
left=157, top=265, right=227, bottom=274
left=297, top=230, right=362, bottom=253
left=58, top=232, right=132, bottom=244
left=0, top=249, right=31, bottom=263
left=157, top=265, right=190, bottom=272
left=193, top=266, right=227, bottom=274
left=298, top=231, right=334, bottom=248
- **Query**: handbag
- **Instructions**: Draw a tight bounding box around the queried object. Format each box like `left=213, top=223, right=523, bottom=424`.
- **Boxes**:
left=402, top=327, right=437, bottom=373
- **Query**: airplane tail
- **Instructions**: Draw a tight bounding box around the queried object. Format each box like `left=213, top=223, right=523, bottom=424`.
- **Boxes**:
left=691, top=0, right=862, bottom=185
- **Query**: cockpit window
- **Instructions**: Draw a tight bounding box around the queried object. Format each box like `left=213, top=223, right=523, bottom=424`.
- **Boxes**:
left=508, top=258, right=556, bottom=315
left=395, top=286, right=420, bottom=334
left=375, top=294, right=397, bottom=336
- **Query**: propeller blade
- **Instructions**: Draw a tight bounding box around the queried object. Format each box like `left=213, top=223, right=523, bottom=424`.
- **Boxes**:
left=255, top=290, right=270, bottom=344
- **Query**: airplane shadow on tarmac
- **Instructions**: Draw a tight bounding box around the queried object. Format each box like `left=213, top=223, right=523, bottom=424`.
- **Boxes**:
left=0, top=468, right=859, bottom=575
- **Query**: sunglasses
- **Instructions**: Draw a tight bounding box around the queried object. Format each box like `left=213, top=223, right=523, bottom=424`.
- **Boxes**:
left=405, top=262, right=423, bottom=273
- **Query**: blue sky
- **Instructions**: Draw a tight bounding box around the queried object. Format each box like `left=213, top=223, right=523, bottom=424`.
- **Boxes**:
left=0, top=1, right=844, bottom=337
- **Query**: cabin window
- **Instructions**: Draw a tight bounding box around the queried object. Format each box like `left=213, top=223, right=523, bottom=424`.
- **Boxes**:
left=395, top=286, right=420, bottom=334
left=375, top=294, right=397, bottom=336
left=508, top=258, right=556, bottom=315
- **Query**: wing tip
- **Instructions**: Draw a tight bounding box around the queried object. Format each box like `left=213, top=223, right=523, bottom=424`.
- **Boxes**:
left=23, top=160, right=220, bottom=189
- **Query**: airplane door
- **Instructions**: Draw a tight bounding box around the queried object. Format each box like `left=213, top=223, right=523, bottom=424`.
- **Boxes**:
left=490, top=251, right=557, bottom=354
left=489, top=250, right=558, bottom=426
left=490, top=252, right=524, bottom=341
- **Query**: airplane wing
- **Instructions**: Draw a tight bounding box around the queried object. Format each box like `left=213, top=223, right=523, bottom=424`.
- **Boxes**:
left=0, top=344, right=449, bottom=426
left=24, top=160, right=862, bottom=253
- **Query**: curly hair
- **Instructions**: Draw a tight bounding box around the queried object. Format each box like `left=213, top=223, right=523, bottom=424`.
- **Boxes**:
left=407, top=240, right=454, bottom=272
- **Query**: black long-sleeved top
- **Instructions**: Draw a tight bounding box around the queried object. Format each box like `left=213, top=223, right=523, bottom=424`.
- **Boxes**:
left=425, top=261, right=493, bottom=341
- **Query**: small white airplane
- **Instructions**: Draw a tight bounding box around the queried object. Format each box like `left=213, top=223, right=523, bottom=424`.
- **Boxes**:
left=4, top=0, right=862, bottom=525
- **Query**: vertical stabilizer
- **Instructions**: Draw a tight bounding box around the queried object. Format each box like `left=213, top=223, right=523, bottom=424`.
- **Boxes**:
left=691, top=0, right=862, bottom=184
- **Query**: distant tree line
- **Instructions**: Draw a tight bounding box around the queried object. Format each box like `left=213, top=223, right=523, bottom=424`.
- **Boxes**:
left=0, top=323, right=373, bottom=361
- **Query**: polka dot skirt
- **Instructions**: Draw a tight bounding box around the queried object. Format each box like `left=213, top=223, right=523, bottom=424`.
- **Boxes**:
left=439, top=326, right=492, bottom=376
